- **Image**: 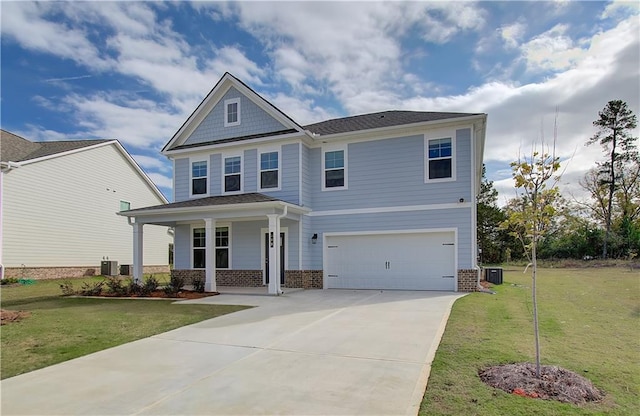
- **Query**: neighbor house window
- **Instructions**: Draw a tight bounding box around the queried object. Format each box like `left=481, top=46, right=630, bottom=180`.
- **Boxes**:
left=119, top=201, right=131, bottom=211
left=427, top=137, right=453, bottom=180
left=224, top=98, right=241, bottom=127
left=215, top=227, right=229, bottom=268
left=191, top=159, right=208, bottom=196
left=224, top=155, right=242, bottom=193
left=259, top=151, right=279, bottom=190
left=192, top=226, right=230, bottom=269
left=323, top=149, right=346, bottom=189
left=193, top=228, right=206, bottom=269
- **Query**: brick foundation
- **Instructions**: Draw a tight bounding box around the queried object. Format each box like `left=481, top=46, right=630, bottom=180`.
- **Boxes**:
left=457, top=269, right=479, bottom=292
left=284, top=270, right=323, bottom=289
left=171, top=269, right=263, bottom=287
left=3, top=265, right=169, bottom=280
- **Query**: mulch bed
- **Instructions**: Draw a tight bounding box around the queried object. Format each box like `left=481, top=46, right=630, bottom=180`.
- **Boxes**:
left=479, top=363, right=603, bottom=405
left=97, top=290, right=219, bottom=299
left=1, top=309, right=31, bottom=325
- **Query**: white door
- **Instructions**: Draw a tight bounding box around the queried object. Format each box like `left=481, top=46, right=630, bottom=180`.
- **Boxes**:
left=325, top=232, right=456, bottom=290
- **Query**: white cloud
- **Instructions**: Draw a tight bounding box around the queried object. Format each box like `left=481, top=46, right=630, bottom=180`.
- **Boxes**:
left=131, top=154, right=171, bottom=172
left=601, top=0, right=640, bottom=19
left=500, top=22, right=527, bottom=49
left=520, top=24, right=587, bottom=73
left=147, top=172, right=173, bottom=189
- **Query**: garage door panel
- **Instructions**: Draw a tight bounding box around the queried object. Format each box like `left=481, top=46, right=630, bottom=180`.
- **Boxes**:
left=325, top=232, right=455, bottom=291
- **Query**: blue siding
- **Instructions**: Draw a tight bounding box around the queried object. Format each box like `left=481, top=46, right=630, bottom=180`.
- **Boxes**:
left=301, top=144, right=311, bottom=208
left=184, top=87, right=288, bottom=146
left=307, top=208, right=473, bottom=270
left=174, top=225, right=191, bottom=269
left=232, top=221, right=261, bottom=269
left=244, top=149, right=258, bottom=192
left=309, top=129, right=472, bottom=211
left=174, top=158, right=189, bottom=202
left=259, top=143, right=299, bottom=205
left=210, top=153, right=222, bottom=195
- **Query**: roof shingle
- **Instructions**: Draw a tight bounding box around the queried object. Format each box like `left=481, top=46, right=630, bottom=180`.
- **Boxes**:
left=122, top=193, right=283, bottom=214
left=1, top=129, right=110, bottom=163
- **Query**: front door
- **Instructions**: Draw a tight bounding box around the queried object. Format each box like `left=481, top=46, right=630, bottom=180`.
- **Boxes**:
left=265, top=232, right=285, bottom=285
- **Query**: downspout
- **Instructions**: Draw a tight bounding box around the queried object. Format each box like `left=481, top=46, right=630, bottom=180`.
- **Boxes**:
left=0, top=162, right=21, bottom=280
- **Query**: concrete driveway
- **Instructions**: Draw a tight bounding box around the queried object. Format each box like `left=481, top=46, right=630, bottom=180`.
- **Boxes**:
left=1, top=289, right=464, bottom=415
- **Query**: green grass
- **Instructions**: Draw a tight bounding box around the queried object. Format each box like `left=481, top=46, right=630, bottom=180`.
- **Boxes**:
left=420, top=267, right=640, bottom=415
left=0, top=276, right=250, bottom=380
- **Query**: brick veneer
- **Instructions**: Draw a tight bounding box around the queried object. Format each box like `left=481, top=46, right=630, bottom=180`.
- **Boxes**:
left=171, top=269, right=263, bottom=287
left=284, top=270, right=323, bottom=289
left=457, top=269, right=479, bottom=292
left=3, top=265, right=169, bottom=280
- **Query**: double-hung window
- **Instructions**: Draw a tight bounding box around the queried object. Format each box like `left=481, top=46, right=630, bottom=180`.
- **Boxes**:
left=192, top=226, right=230, bottom=269
left=259, top=151, right=279, bottom=190
left=224, top=98, right=240, bottom=127
left=323, top=149, right=346, bottom=189
left=191, top=159, right=208, bottom=196
left=224, top=155, right=242, bottom=193
left=427, top=137, right=454, bottom=181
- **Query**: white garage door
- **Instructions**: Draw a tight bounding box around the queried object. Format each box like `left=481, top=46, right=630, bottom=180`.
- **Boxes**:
left=325, top=232, right=456, bottom=291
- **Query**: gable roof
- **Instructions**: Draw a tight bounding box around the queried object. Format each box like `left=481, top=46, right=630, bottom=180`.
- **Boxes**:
left=162, top=72, right=307, bottom=153
left=0, top=129, right=168, bottom=203
left=304, top=110, right=482, bottom=136
left=1, top=129, right=110, bottom=163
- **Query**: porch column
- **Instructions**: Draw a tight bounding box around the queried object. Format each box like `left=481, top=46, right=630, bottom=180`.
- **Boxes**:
left=132, top=221, right=143, bottom=283
left=267, top=214, right=281, bottom=295
left=204, top=218, right=217, bottom=292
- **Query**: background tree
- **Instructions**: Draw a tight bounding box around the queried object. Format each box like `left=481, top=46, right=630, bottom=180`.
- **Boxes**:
left=477, top=165, right=509, bottom=264
left=502, top=145, right=561, bottom=378
left=586, top=100, right=638, bottom=258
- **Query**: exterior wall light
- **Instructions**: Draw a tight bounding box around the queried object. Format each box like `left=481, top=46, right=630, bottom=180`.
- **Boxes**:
left=311, top=233, right=318, bottom=244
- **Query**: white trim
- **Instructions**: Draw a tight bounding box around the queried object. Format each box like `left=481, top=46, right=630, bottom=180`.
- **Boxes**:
left=260, top=227, right=288, bottom=285
left=308, top=202, right=472, bottom=217
left=222, top=152, right=244, bottom=194
left=321, top=144, right=348, bottom=191
left=190, top=223, right=232, bottom=270
left=189, top=156, right=209, bottom=198
left=298, top=143, right=303, bottom=206
left=172, top=158, right=176, bottom=203
left=163, top=133, right=308, bottom=156
left=424, top=130, right=456, bottom=184
left=322, top=228, right=459, bottom=291
left=257, top=147, right=282, bottom=192
left=224, top=97, right=241, bottom=127
left=470, top=127, right=478, bottom=269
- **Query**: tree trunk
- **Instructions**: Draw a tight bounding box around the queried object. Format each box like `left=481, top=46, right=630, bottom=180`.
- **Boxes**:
left=532, top=233, right=541, bottom=378
left=603, top=132, right=617, bottom=259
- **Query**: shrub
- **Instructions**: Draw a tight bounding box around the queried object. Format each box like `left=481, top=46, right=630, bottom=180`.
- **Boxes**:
left=127, top=278, right=142, bottom=296
left=59, top=281, right=75, bottom=296
left=140, top=275, right=159, bottom=296
left=104, top=276, right=127, bottom=295
left=79, top=281, right=104, bottom=296
left=192, top=274, right=205, bottom=293
left=163, top=273, right=185, bottom=297
left=1, top=278, right=20, bottom=285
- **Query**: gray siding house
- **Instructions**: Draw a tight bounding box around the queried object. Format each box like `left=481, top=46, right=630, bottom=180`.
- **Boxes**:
left=120, top=73, right=487, bottom=294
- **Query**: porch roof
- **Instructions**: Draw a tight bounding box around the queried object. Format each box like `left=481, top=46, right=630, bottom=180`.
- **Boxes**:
left=118, top=193, right=310, bottom=220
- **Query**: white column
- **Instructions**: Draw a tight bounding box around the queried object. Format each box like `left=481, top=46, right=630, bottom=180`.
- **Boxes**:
left=132, top=221, right=144, bottom=283
left=204, top=218, right=216, bottom=292
left=267, top=214, right=281, bottom=295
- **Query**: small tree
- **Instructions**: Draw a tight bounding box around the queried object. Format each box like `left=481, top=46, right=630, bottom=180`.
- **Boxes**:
left=586, top=100, right=638, bottom=259
left=502, top=144, right=561, bottom=378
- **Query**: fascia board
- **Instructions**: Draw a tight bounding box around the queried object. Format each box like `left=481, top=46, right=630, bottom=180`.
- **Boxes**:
left=118, top=200, right=311, bottom=218
left=161, top=132, right=308, bottom=157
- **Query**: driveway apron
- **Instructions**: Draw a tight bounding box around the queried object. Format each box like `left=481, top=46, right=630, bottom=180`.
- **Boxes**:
left=1, top=289, right=464, bottom=415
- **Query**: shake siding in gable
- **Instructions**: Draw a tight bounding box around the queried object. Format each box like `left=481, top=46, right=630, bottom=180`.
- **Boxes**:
left=3, top=144, right=171, bottom=267
left=183, top=87, right=289, bottom=146
left=309, top=128, right=472, bottom=211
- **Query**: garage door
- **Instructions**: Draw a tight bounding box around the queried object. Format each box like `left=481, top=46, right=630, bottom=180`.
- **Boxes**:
left=325, top=232, right=456, bottom=290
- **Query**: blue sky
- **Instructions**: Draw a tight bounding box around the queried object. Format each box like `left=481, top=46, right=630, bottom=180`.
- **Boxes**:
left=2, top=1, right=639, bottom=203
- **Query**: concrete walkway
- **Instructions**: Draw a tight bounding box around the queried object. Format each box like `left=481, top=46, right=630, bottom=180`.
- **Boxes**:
left=1, top=289, right=464, bottom=415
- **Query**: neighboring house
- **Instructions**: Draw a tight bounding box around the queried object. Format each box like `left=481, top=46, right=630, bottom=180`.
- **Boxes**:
left=0, top=130, right=173, bottom=279
left=120, top=73, right=487, bottom=294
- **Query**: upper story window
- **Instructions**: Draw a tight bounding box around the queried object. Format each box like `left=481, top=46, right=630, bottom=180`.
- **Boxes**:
left=426, top=135, right=455, bottom=182
left=259, top=151, right=279, bottom=190
left=119, top=201, right=131, bottom=211
left=323, top=148, right=347, bottom=190
left=224, top=98, right=241, bottom=127
left=224, top=155, right=242, bottom=193
left=191, top=158, right=208, bottom=196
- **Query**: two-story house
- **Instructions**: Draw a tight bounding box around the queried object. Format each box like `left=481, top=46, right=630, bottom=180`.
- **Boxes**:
left=120, top=73, right=487, bottom=294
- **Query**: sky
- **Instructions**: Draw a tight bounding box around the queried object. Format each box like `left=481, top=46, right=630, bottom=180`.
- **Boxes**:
left=1, top=0, right=639, bottom=204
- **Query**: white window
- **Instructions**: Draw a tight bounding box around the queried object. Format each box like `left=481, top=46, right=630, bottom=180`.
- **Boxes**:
left=223, top=154, right=243, bottom=193
left=119, top=201, right=131, bottom=211
left=224, top=98, right=241, bottom=127
left=322, top=147, right=347, bottom=190
left=190, top=158, right=208, bottom=196
left=192, top=226, right=230, bottom=269
left=259, top=150, right=280, bottom=190
left=425, top=134, right=456, bottom=182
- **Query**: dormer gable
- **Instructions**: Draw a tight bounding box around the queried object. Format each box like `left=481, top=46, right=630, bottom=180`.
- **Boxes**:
left=162, top=73, right=306, bottom=153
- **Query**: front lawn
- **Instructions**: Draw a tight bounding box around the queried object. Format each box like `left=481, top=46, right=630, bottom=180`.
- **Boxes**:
left=0, top=276, right=250, bottom=379
left=420, top=267, right=640, bottom=415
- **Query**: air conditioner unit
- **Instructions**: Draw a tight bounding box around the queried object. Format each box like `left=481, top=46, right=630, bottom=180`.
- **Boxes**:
left=485, top=267, right=503, bottom=285
left=120, top=264, right=132, bottom=276
left=101, top=260, right=118, bottom=276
